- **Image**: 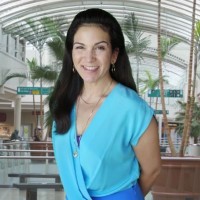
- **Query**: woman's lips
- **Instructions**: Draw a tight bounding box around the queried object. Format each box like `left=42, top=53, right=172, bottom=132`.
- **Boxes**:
left=82, top=65, right=99, bottom=71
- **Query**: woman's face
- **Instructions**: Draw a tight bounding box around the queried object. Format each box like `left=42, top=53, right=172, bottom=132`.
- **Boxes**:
left=72, top=25, right=118, bottom=84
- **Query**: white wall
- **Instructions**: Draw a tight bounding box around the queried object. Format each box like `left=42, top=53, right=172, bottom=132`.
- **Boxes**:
left=0, top=28, right=27, bottom=90
left=0, top=52, right=27, bottom=88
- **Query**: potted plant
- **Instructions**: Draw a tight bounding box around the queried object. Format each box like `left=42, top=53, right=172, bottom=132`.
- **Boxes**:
left=175, top=101, right=200, bottom=144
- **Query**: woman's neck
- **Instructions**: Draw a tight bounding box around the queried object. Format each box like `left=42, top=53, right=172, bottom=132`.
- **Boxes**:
left=81, top=78, right=115, bottom=103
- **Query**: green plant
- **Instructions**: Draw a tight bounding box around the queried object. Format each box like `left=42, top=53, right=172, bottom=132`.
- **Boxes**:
left=139, top=70, right=168, bottom=108
left=123, top=13, right=150, bottom=89
left=175, top=100, right=200, bottom=144
left=1, top=57, right=58, bottom=140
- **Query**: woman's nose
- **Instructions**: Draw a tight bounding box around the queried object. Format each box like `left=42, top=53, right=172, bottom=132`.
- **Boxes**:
left=84, top=49, right=95, bottom=61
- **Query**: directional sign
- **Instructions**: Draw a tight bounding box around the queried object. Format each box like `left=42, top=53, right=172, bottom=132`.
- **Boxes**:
left=154, top=110, right=169, bottom=114
left=168, top=89, right=183, bottom=97
left=148, top=89, right=183, bottom=98
left=17, top=87, right=53, bottom=95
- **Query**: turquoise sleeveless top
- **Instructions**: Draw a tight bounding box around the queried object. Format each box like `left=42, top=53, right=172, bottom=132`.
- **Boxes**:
left=52, top=83, right=154, bottom=200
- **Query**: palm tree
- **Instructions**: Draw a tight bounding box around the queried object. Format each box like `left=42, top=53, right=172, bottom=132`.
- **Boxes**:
left=4, top=17, right=62, bottom=135
left=139, top=70, right=169, bottom=109
left=179, top=0, right=197, bottom=156
left=20, top=17, right=63, bottom=138
left=139, top=70, right=160, bottom=106
left=18, top=17, right=62, bottom=135
left=30, top=64, right=58, bottom=140
left=193, top=20, right=200, bottom=100
left=1, top=58, right=58, bottom=140
left=157, top=0, right=182, bottom=156
left=0, top=70, right=26, bottom=86
left=160, top=37, right=180, bottom=58
left=1, top=59, right=40, bottom=134
left=26, top=18, right=57, bottom=135
left=26, top=58, right=39, bottom=133
left=47, top=31, right=65, bottom=62
left=123, top=13, right=150, bottom=89
left=42, top=30, right=66, bottom=138
left=175, top=100, right=200, bottom=144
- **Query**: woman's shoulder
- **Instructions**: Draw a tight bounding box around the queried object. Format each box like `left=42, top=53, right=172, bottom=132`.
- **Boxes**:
left=115, top=83, right=143, bottom=104
left=113, top=83, right=153, bottom=112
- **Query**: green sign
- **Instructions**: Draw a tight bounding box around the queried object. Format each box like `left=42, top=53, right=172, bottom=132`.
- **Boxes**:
left=154, top=110, right=169, bottom=114
left=148, top=89, right=183, bottom=98
left=17, top=87, right=52, bottom=95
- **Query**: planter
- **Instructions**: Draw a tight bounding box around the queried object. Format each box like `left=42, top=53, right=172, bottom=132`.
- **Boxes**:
left=29, top=142, right=54, bottom=162
left=188, top=144, right=200, bottom=157
left=151, top=157, right=200, bottom=200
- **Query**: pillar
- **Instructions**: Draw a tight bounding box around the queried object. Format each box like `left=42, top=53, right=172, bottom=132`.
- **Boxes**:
left=14, top=96, right=21, bottom=134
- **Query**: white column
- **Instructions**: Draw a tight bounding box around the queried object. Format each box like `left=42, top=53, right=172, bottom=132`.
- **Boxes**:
left=22, top=38, right=26, bottom=61
left=14, top=96, right=21, bottom=134
left=43, top=103, right=49, bottom=141
left=15, top=36, right=19, bottom=58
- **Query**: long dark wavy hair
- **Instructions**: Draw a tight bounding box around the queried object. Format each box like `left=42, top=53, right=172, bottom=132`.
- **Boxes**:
left=49, top=8, right=137, bottom=133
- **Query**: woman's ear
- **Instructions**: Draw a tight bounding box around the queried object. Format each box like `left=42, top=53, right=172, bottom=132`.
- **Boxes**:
left=112, top=48, right=119, bottom=63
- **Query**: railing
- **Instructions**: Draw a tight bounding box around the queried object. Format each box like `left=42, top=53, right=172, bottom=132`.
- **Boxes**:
left=145, top=47, right=187, bottom=68
left=0, top=140, right=58, bottom=186
left=160, top=137, right=200, bottom=156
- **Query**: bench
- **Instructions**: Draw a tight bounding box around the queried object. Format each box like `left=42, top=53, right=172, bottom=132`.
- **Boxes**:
left=13, top=183, right=63, bottom=200
left=8, top=173, right=61, bottom=183
left=9, top=173, right=63, bottom=200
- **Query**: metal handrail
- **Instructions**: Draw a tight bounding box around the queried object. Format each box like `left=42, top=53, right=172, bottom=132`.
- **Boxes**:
left=0, top=141, right=55, bottom=160
left=0, top=149, right=53, bottom=152
left=1, top=141, right=53, bottom=145
left=0, top=156, right=54, bottom=159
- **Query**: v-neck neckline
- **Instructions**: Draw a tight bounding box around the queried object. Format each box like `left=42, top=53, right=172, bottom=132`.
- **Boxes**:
left=74, top=83, right=119, bottom=142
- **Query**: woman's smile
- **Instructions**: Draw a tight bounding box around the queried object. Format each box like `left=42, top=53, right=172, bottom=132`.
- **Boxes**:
left=82, top=65, right=99, bottom=71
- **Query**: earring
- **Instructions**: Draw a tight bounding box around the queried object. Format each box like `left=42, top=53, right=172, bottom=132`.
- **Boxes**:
left=72, top=66, right=75, bottom=73
left=111, top=63, right=116, bottom=72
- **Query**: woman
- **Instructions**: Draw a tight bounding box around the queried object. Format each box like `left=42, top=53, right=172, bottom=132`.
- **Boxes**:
left=49, top=8, right=161, bottom=200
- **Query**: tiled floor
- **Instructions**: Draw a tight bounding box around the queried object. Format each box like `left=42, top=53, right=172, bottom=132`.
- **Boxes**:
left=0, top=188, right=65, bottom=200
left=0, top=188, right=153, bottom=200
left=0, top=160, right=153, bottom=200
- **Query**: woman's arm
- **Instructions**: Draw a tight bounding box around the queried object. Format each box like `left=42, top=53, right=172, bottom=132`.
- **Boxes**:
left=133, top=117, right=161, bottom=196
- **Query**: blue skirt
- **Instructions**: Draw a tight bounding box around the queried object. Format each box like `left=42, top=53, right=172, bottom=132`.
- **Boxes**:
left=91, top=183, right=144, bottom=200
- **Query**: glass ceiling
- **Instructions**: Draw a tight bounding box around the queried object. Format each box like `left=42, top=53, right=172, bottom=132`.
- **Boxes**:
left=0, top=0, right=200, bottom=88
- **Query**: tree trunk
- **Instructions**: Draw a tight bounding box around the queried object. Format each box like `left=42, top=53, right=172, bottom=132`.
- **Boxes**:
left=179, top=0, right=196, bottom=156
left=32, top=94, right=37, bottom=131
left=31, top=79, right=38, bottom=140
left=157, top=0, right=176, bottom=156
left=39, top=49, right=44, bottom=140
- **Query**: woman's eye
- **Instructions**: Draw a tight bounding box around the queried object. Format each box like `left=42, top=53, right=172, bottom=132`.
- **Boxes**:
left=96, top=45, right=106, bottom=51
left=74, top=46, right=84, bottom=50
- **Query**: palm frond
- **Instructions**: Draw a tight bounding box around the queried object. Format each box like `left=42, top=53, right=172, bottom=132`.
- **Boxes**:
left=47, top=37, right=65, bottom=61
left=1, top=73, right=27, bottom=86
left=194, top=20, right=200, bottom=43
left=123, top=12, right=150, bottom=61
left=175, top=100, right=200, bottom=139
left=161, top=36, right=181, bottom=58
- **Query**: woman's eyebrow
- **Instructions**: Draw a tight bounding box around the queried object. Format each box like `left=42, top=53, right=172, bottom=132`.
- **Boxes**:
left=94, top=41, right=109, bottom=46
left=73, top=41, right=109, bottom=46
left=73, top=42, right=84, bottom=45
